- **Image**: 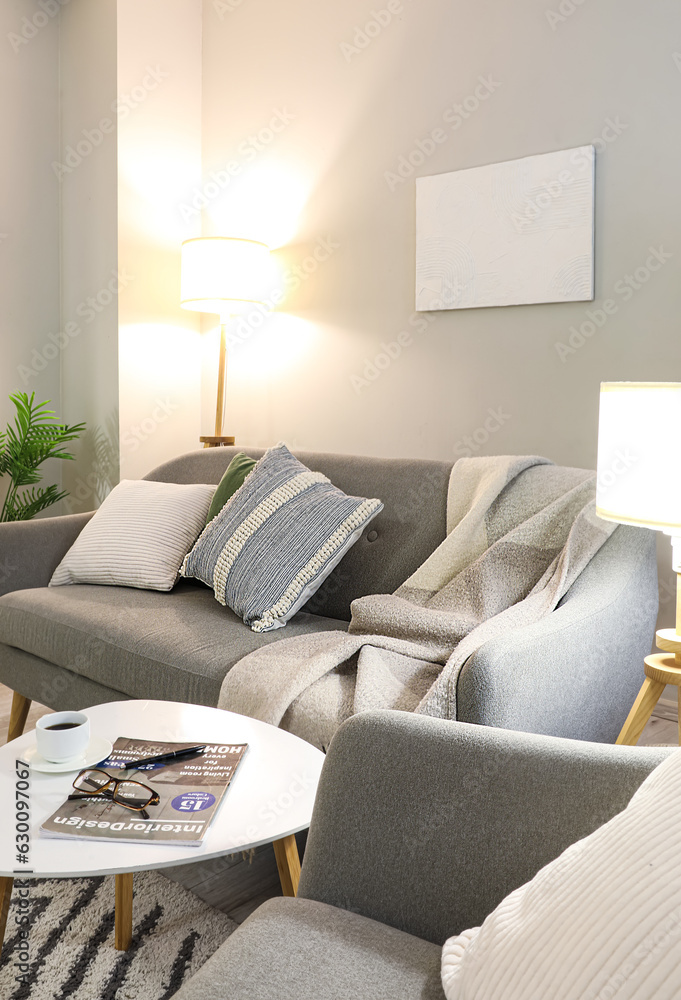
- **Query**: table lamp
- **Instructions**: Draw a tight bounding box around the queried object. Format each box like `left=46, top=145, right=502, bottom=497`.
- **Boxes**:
left=596, top=381, right=681, bottom=743
left=180, top=236, right=270, bottom=446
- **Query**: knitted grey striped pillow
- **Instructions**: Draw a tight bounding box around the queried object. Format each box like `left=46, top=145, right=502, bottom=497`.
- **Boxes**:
left=181, top=444, right=383, bottom=632
left=50, top=480, right=216, bottom=591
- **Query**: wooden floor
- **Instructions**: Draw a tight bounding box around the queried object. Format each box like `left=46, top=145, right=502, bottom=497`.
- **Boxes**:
left=636, top=697, right=680, bottom=747
left=0, top=682, right=676, bottom=922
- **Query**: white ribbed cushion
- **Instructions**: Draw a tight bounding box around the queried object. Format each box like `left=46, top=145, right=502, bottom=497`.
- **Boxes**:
left=50, top=480, right=216, bottom=592
left=442, top=748, right=681, bottom=1000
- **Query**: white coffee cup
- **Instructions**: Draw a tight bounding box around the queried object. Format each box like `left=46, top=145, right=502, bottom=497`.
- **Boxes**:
left=35, top=712, right=90, bottom=763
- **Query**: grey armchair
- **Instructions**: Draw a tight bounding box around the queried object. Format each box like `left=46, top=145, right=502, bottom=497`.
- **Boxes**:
left=172, top=710, right=670, bottom=1000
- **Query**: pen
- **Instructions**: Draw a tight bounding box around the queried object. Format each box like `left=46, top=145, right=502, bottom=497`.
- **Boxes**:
left=118, top=745, right=207, bottom=769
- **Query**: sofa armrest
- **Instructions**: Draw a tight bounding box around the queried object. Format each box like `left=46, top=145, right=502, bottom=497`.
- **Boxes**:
left=456, top=523, right=658, bottom=742
left=298, top=710, right=669, bottom=945
left=0, top=512, right=93, bottom=597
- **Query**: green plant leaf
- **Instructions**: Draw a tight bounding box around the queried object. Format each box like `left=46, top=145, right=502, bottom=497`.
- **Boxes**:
left=5, top=485, right=70, bottom=521
left=0, top=393, right=85, bottom=522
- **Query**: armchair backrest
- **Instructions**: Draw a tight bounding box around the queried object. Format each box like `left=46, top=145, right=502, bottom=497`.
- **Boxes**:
left=298, top=710, right=671, bottom=944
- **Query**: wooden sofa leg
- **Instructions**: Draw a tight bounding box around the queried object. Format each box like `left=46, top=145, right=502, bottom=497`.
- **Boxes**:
left=7, top=691, right=32, bottom=743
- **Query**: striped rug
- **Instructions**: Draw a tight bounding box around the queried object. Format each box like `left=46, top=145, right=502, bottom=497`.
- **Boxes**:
left=0, top=871, right=235, bottom=999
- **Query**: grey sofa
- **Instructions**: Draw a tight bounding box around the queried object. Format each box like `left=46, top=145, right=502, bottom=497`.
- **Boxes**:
left=0, top=446, right=658, bottom=742
left=172, top=710, right=671, bottom=1000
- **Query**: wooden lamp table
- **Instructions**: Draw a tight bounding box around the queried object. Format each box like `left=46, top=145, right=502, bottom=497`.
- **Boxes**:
left=617, top=628, right=681, bottom=746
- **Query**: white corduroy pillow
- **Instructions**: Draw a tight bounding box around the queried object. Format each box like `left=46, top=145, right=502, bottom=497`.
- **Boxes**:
left=442, top=748, right=681, bottom=1000
left=50, top=480, right=216, bottom=592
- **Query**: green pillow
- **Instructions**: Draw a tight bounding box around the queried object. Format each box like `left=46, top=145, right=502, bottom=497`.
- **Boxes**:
left=206, top=452, right=257, bottom=524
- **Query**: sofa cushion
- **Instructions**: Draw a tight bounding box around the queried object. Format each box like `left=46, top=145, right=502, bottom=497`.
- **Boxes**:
left=50, top=480, right=215, bottom=591
left=181, top=444, right=383, bottom=633
left=0, top=584, right=344, bottom=706
left=205, top=452, right=256, bottom=524
left=146, top=447, right=452, bottom=621
left=440, top=744, right=681, bottom=1000
left=171, top=896, right=445, bottom=1000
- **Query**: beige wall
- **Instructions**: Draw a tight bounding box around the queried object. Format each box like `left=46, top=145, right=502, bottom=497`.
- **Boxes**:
left=59, top=0, right=120, bottom=513
left=6, top=0, right=677, bottom=632
left=57, top=0, right=203, bottom=496
left=0, top=0, right=61, bottom=499
left=200, top=0, right=681, bottom=621
left=117, top=0, right=203, bottom=480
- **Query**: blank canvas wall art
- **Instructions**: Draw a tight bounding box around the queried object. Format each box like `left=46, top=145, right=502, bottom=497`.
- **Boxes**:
left=415, top=145, right=595, bottom=311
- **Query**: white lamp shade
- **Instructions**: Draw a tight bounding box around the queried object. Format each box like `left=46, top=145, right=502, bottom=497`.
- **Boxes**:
left=597, top=382, right=681, bottom=533
left=180, top=237, right=270, bottom=316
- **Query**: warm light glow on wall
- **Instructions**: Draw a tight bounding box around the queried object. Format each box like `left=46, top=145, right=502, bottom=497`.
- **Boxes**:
left=202, top=313, right=318, bottom=382
left=204, top=160, right=308, bottom=250
left=119, top=323, right=201, bottom=384
left=119, top=144, right=202, bottom=247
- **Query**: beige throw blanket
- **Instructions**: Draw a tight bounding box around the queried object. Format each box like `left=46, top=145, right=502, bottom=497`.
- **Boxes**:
left=218, top=456, right=616, bottom=748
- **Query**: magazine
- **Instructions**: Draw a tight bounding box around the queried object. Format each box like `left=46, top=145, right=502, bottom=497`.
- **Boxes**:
left=40, top=737, right=248, bottom=847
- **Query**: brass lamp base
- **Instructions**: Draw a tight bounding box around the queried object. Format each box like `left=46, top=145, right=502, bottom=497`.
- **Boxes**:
left=200, top=321, right=234, bottom=449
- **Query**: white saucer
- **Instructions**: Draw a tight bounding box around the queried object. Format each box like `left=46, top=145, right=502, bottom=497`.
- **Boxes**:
left=21, top=736, right=114, bottom=774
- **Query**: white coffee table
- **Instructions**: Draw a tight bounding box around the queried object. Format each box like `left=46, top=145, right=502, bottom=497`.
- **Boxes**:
left=0, top=700, right=324, bottom=952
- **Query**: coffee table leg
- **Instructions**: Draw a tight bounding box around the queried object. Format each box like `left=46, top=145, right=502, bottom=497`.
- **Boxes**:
left=115, top=873, right=133, bottom=950
left=0, top=877, right=13, bottom=953
left=273, top=834, right=301, bottom=897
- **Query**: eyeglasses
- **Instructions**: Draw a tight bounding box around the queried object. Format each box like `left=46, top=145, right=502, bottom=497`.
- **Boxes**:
left=68, top=768, right=160, bottom=820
